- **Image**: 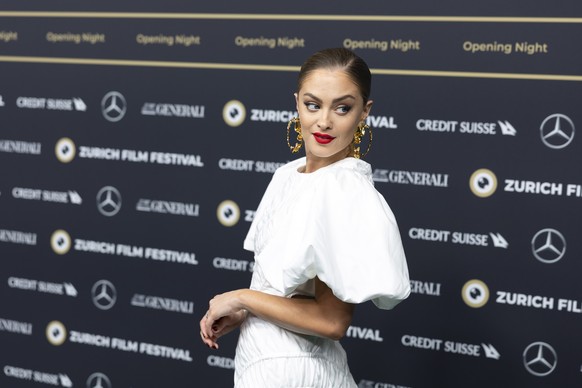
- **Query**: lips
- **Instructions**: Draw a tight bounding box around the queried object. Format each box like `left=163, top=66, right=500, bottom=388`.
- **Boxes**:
left=313, top=132, right=335, bottom=144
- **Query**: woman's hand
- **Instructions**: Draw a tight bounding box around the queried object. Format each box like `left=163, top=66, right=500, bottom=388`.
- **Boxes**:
left=200, top=279, right=355, bottom=346
left=199, top=290, right=247, bottom=349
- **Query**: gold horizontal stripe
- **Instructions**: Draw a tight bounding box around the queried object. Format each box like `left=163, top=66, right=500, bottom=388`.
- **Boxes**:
left=0, top=56, right=580, bottom=81
left=371, top=68, right=582, bottom=81
left=0, top=55, right=299, bottom=72
left=0, top=11, right=581, bottom=23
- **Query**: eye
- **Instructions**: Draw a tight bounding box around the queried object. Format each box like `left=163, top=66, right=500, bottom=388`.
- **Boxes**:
left=304, top=102, right=319, bottom=111
left=336, top=105, right=351, bottom=114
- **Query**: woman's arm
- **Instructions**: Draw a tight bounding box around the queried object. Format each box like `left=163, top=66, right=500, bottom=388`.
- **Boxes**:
left=200, top=277, right=355, bottom=349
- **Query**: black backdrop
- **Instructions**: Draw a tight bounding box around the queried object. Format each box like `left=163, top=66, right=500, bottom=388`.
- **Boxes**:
left=1, top=2, right=581, bottom=387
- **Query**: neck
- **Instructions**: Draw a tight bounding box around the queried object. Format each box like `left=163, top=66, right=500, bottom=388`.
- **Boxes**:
left=303, top=148, right=350, bottom=173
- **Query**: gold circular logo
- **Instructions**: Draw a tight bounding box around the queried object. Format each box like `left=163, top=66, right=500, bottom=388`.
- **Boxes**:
left=55, top=137, right=76, bottom=163
left=217, top=200, right=240, bottom=227
left=462, top=279, right=490, bottom=308
left=469, top=169, right=497, bottom=198
left=46, top=320, right=67, bottom=346
left=222, top=100, right=246, bottom=127
left=51, top=229, right=72, bottom=255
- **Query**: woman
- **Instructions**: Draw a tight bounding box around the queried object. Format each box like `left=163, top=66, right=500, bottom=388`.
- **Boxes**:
left=200, top=48, right=410, bottom=387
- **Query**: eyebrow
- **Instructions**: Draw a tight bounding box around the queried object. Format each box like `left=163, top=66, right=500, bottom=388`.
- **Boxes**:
left=302, top=92, right=356, bottom=104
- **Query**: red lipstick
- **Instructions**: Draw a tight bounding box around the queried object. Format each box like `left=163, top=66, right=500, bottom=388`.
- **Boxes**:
left=313, top=132, right=335, bottom=144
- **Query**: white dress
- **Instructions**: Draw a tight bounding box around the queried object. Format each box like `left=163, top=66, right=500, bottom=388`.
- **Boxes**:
left=234, top=157, right=410, bottom=388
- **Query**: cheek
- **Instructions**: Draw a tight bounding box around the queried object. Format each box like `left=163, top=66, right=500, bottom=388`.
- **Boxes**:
left=297, top=109, right=314, bottom=126
left=342, top=120, right=359, bottom=138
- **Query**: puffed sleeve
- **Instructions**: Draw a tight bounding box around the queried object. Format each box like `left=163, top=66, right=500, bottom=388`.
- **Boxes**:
left=306, top=168, right=410, bottom=309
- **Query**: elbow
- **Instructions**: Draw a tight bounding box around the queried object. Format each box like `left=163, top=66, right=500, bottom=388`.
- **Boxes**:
left=325, top=315, right=352, bottom=341
left=327, top=323, right=350, bottom=341
left=328, top=330, right=347, bottom=341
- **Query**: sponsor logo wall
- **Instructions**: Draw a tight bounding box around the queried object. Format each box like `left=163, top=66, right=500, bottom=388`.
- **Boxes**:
left=0, top=2, right=581, bottom=387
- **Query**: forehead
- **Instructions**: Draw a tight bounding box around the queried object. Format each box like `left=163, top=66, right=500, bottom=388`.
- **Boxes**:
left=299, top=68, right=360, bottom=96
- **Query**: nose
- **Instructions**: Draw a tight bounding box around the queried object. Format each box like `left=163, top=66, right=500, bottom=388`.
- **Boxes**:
left=316, top=110, right=332, bottom=130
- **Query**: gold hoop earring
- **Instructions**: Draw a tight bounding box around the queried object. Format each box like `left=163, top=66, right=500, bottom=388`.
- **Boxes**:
left=286, top=117, right=303, bottom=153
left=353, top=122, right=372, bottom=159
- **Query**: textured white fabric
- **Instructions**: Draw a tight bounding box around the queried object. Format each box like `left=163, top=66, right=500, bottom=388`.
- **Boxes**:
left=235, top=156, right=410, bottom=387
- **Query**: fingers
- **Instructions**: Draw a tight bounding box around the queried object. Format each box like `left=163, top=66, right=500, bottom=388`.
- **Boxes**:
left=203, top=310, right=215, bottom=334
left=199, top=312, right=219, bottom=349
left=211, top=318, right=225, bottom=335
left=200, top=329, right=219, bottom=349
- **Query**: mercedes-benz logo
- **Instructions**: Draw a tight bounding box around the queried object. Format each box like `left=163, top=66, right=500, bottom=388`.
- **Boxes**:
left=531, top=228, right=566, bottom=264
left=540, top=113, right=575, bottom=149
left=96, top=186, right=122, bottom=216
left=86, top=372, right=112, bottom=388
left=91, top=280, right=117, bottom=310
left=101, top=91, right=127, bottom=122
left=523, top=341, right=557, bottom=376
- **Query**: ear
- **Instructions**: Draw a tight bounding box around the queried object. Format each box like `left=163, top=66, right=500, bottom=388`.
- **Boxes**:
left=361, top=99, right=373, bottom=122
left=294, top=93, right=299, bottom=111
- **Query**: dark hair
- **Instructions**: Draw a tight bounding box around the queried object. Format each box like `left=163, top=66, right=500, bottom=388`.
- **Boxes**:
left=297, top=48, right=372, bottom=104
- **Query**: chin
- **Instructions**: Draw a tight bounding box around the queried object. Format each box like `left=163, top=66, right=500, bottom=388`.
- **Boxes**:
left=308, top=148, right=349, bottom=160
